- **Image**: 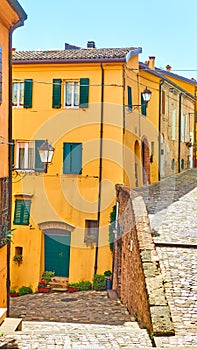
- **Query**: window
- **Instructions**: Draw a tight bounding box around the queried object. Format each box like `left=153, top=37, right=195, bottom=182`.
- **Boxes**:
left=13, top=199, right=31, bottom=225
left=162, top=90, right=166, bottom=115
left=0, top=46, right=2, bottom=104
left=52, top=78, right=89, bottom=109
left=127, top=86, right=132, bottom=111
left=84, top=220, right=98, bottom=242
left=65, top=81, right=79, bottom=107
left=181, top=114, right=187, bottom=142
left=15, top=140, right=44, bottom=171
left=12, top=79, right=33, bottom=108
left=63, top=142, right=82, bottom=174
left=172, top=109, right=177, bottom=140
left=12, top=82, right=24, bottom=107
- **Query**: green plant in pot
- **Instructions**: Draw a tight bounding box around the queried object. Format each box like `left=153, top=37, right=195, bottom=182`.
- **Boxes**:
left=67, top=282, right=79, bottom=293
left=41, top=271, right=55, bottom=284
left=13, top=254, right=23, bottom=264
left=93, top=274, right=106, bottom=291
left=18, top=286, right=33, bottom=296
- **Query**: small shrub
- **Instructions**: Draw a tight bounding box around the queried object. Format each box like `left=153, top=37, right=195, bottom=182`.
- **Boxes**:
left=104, top=270, right=112, bottom=277
left=78, top=280, right=92, bottom=291
left=13, top=254, right=23, bottom=263
left=93, top=274, right=106, bottom=291
left=18, top=286, right=33, bottom=296
left=67, top=282, right=79, bottom=288
left=41, top=271, right=55, bottom=284
left=10, top=289, right=17, bottom=294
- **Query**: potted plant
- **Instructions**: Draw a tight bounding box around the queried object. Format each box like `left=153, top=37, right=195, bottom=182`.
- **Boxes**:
left=78, top=280, right=92, bottom=291
left=18, top=286, right=33, bottom=296
left=9, top=289, right=19, bottom=297
left=13, top=254, right=23, bottom=265
left=37, top=278, right=51, bottom=293
left=104, top=270, right=112, bottom=290
left=85, top=235, right=96, bottom=248
left=41, top=271, right=55, bottom=285
left=92, top=274, right=106, bottom=291
left=67, top=282, right=79, bottom=293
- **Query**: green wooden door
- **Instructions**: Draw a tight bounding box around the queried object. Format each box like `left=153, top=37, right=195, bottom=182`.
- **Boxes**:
left=44, top=230, right=71, bottom=277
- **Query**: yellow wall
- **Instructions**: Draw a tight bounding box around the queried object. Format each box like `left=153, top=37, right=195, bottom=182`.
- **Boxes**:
left=11, top=61, right=127, bottom=290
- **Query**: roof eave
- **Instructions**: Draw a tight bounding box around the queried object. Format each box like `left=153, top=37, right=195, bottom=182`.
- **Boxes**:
left=7, top=0, right=27, bottom=29
left=126, top=48, right=142, bottom=62
left=12, top=57, right=127, bottom=65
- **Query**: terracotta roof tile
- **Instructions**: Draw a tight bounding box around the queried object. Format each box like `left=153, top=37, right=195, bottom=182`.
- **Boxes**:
left=12, top=47, right=141, bottom=63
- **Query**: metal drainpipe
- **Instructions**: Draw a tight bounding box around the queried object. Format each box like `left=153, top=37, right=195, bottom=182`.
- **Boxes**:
left=158, top=80, right=164, bottom=181
left=94, top=63, right=104, bottom=275
left=178, top=93, right=182, bottom=173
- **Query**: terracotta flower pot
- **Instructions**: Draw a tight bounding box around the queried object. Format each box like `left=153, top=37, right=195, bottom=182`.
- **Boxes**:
left=10, top=292, right=19, bottom=297
left=38, top=287, right=50, bottom=293
left=67, top=286, right=79, bottom=293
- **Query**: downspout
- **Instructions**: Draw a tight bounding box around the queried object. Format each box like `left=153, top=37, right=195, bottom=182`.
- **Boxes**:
left=94, top=63, right=104, bottom=275
left=158, top=80, right=164, bottom=181
left=178, top=93, right=182, bottom=173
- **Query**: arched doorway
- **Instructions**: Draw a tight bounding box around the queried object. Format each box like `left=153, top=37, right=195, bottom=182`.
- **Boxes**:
left=39, top=221, right=74, bottom=277
left=134, top=140, right=140, bottom=187
left=141, top=136, right=150, bottom=185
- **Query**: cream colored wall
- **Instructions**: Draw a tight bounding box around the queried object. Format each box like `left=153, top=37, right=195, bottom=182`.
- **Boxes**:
left=123, top=67, right=159, bottom=187
left=11, top=61, right=125, bottom=289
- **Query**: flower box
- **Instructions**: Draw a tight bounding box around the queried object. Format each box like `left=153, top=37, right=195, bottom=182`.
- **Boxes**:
left=10, top=292, right=19, bottom=297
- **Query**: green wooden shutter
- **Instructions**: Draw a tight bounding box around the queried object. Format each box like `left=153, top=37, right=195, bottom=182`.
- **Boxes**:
left=79, top=78, right=89, bottom=108
left=24, top=79, right=33, bottom=108
left=13, top=199, right=31, bottom=225
left=141, top=94, right=147, bottom=116
left=63, top=143, right=82, bottom=174
left=72, top=143, right=82, bottom=174
left=52, top=79, right=62, bottom=108
left=128, top=86, right=132, bottom=110
left=35, top=140, right=45, bottom=172
left=12, top=140, right=15, bottom=169
left=63, top=143, right=71, bottom=174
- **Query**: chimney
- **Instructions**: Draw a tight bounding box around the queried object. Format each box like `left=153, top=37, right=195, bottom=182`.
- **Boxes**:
left=87, top=41, right=96, bottom=49
left=166, top=65, right=172, bottom=72
left=148, top=56, right=155, bottom=70
left=12, top=47, right=16, bottom=55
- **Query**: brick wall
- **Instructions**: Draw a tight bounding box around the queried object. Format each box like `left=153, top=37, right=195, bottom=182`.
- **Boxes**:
left=113, top=184, right=174, bottom=336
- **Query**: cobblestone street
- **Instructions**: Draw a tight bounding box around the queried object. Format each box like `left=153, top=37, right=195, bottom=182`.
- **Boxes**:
left=3, top=291, right=153, bottom=349
left=1, top=169, right=197, bottom=349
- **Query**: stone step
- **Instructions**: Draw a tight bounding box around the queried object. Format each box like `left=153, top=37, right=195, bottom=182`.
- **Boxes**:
left=0, top=317, right=22, bottom=333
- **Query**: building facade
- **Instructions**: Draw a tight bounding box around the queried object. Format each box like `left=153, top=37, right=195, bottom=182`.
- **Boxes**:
left=0, top=0, right=26, bottom=309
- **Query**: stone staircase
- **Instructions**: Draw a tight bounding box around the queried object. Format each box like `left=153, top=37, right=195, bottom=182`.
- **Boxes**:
left=49, top=276, right=68, bottom=291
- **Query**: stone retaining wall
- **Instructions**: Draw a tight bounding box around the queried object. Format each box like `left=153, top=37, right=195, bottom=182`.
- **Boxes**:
left=113, top=184, right=174, bottom=336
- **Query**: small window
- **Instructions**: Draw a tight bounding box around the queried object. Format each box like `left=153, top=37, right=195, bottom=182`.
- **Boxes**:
left=52, top=78, right=89, bottom=109
left=162, top=90, right=165, bottom=115
left=63, top=142, right=82, bottom=174
left=84, top=220, right=98, bottom=243
left=12, top=79, right=33, bottom=108
left=13, top=199, right=31, bottom=225
left=65, top=81, right=79, bottom=107
left=15, top=246, right=23, bottom=256
left=12, top=82, right=24, bottom=107
left=171, top=159, right=175, bottom=170
left=181, top=159, right=184, bottom=169
left=15, top=140, right=44, bottom=172
left=127, top=86, right=132, bottom=111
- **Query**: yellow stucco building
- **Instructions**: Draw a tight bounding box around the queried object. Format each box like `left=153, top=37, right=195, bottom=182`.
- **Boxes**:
left=11, top=43, right=196, bottom=291
left=0, top=0, right=26, bottom=310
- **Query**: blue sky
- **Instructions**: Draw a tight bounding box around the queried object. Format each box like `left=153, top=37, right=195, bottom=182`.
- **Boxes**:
left=13, top=0, right=197, bottom=79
